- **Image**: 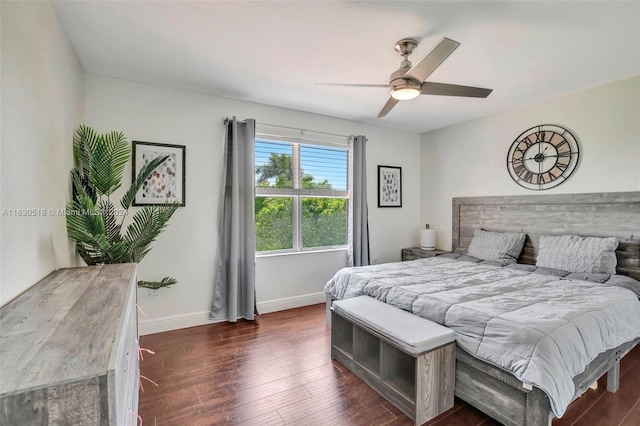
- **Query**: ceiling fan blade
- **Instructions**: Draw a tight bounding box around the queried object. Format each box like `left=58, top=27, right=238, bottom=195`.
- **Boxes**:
left=421, top=82, right=493, bottom=98
left=403, top=37, right=461, bottom=83
left=315, top=83, right=391, bottom=88
left=377, top=97, right=399, bottom=118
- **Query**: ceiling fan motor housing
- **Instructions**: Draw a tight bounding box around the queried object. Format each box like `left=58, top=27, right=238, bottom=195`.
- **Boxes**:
left=390, top=38, right=422, bottom=93
left=389, top=68, right=421, bottom=92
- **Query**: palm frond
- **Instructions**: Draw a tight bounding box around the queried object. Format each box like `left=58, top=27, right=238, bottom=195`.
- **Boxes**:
left=124, top=207, right=160, bottom=263
left=73, top=125, right=99, bottom=170
left=120, top=154, right=170, bottom=210
left=75, top=242, right=101, bottom=266
left=70, top=168, right=97, bottom=204
left=123, top=203, right=179, bottom=263
left=138, top=277, right=177, bottom=290
left=89, top=131, right=130, bottom=196
left=66, top=196, right=105, bottom=239
left=66, top=196, right=127, bottom=265
left=72, top=126, right=100, bottom=202
left=97, top=199, right=122, bottom=244
left=73, top=232, right=129, bottom=264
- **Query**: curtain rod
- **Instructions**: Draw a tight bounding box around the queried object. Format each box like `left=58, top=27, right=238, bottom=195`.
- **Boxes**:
left=223, top=118, right=351, bottom=139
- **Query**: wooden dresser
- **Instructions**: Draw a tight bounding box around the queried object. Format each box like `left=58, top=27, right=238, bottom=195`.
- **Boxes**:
left=0, top=264, right=139, bottom=425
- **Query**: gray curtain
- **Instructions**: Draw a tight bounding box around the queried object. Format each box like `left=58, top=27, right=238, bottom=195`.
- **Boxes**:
left=348, top=135, right=370, bottom=266
left=210, top=117, right=256, bottom=322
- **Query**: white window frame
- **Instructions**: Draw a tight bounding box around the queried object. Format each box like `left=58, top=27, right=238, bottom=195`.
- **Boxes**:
left=255, top=134, right=350, bottom=255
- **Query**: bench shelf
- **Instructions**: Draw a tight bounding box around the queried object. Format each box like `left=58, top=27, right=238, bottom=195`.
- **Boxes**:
left=332, top=313, right=354, bottom=357
left=354, top=327, right=381, bottom=376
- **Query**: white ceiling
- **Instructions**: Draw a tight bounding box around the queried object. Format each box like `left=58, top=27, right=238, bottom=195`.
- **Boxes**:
left=52, top=1, right=640, bottom=134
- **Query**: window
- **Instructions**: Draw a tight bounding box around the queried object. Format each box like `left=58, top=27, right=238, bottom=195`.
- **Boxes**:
left=255, top=138, right=349, bottom=253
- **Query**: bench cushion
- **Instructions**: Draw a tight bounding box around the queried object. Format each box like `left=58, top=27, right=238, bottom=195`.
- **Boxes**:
left=332, top=296, right=455, bottom=354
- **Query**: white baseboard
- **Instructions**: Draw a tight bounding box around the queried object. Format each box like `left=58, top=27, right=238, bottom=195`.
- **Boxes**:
left=139, top=310, right=212, bottom=336
left=138, top=292, right=326, bottom=335
left=256, top=291, right=326, bottom=314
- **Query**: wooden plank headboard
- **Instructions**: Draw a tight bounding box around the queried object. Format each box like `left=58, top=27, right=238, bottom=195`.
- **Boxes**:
left=452, top=192, right=640, bottom=280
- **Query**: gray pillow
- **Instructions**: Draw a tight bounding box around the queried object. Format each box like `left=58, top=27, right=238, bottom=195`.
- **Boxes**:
left=536, top=235, right=618, bottom=275
left=467, top=229, right=526, bottom=264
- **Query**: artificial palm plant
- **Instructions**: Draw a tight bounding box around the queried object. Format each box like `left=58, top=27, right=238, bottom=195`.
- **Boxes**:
left=66, top=125, right=179, bottom=289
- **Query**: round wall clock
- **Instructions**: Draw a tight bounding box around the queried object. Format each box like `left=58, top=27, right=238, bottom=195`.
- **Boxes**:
left=507, top=124, right=580, bottom=190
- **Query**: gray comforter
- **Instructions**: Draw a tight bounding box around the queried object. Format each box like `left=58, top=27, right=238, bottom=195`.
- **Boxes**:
left=324, top=256, right=640, bottom=417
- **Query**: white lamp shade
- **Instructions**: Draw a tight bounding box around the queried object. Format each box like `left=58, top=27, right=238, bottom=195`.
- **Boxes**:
left=420, top=229, right=436, bottom=250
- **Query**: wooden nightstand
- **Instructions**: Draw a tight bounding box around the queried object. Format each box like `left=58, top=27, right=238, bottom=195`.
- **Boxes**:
left=401, top=247, right=450, bottom=261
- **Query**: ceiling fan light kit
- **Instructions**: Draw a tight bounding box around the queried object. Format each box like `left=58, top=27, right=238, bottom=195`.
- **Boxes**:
left=317, top=36, right=493, bottom=118
left=391, top=85, right=421, bottom=100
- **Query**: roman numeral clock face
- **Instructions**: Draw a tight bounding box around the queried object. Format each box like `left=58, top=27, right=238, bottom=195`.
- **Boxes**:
left=507, top=125, right=580, bottom=190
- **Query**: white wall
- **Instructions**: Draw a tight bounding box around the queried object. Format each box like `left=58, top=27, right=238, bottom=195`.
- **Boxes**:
left=84, top=75, right=421, bottom=334
left=0, top=2, right=85, bottom=305
left=421, top=76, right=640, bottom=250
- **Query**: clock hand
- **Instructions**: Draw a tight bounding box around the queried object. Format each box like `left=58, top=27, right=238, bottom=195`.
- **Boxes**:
left=524, top=146, right=551, bottom=160
left=524, top=149, right=557, bottom=161
left=539, top=159, right=542, bottom=184
left=524, top=145, right=553, bottom=160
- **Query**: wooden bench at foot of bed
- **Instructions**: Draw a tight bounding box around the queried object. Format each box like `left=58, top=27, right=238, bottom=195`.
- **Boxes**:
left=330, top=296, right=456, bottom=426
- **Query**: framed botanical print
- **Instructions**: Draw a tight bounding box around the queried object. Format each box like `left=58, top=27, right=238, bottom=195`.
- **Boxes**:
left=132, top=141, right=186, bottom=206
left=378, top=165, right=402, bottom=208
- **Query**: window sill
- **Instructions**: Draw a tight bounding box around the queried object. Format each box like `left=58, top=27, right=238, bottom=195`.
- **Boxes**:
left=256, top=247, right=348, bottom=259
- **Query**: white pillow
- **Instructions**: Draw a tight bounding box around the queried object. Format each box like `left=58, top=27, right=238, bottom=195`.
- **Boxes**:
left=536, top=235, right=618, bottom=275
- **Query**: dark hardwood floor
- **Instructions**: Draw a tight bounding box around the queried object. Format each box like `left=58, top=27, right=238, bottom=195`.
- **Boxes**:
left=139, top=303, right=640, bottom=426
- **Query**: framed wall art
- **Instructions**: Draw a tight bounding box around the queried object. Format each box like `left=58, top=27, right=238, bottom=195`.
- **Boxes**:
left=132, top=141, right=186, bottom=206
left=378, top=165, right=402, bottom=208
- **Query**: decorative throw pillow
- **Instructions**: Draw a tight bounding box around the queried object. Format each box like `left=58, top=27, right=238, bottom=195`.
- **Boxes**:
left=467, top=229, right=526, bottom=264
left=536, top=235, right=618, bottom=275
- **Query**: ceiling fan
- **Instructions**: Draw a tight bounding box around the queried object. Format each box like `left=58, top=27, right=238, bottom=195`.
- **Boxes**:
left=316, top=37, right=493, bottom=118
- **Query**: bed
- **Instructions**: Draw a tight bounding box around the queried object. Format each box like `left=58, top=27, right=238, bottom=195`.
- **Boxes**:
left=325, top=191, right=640, bottom=426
